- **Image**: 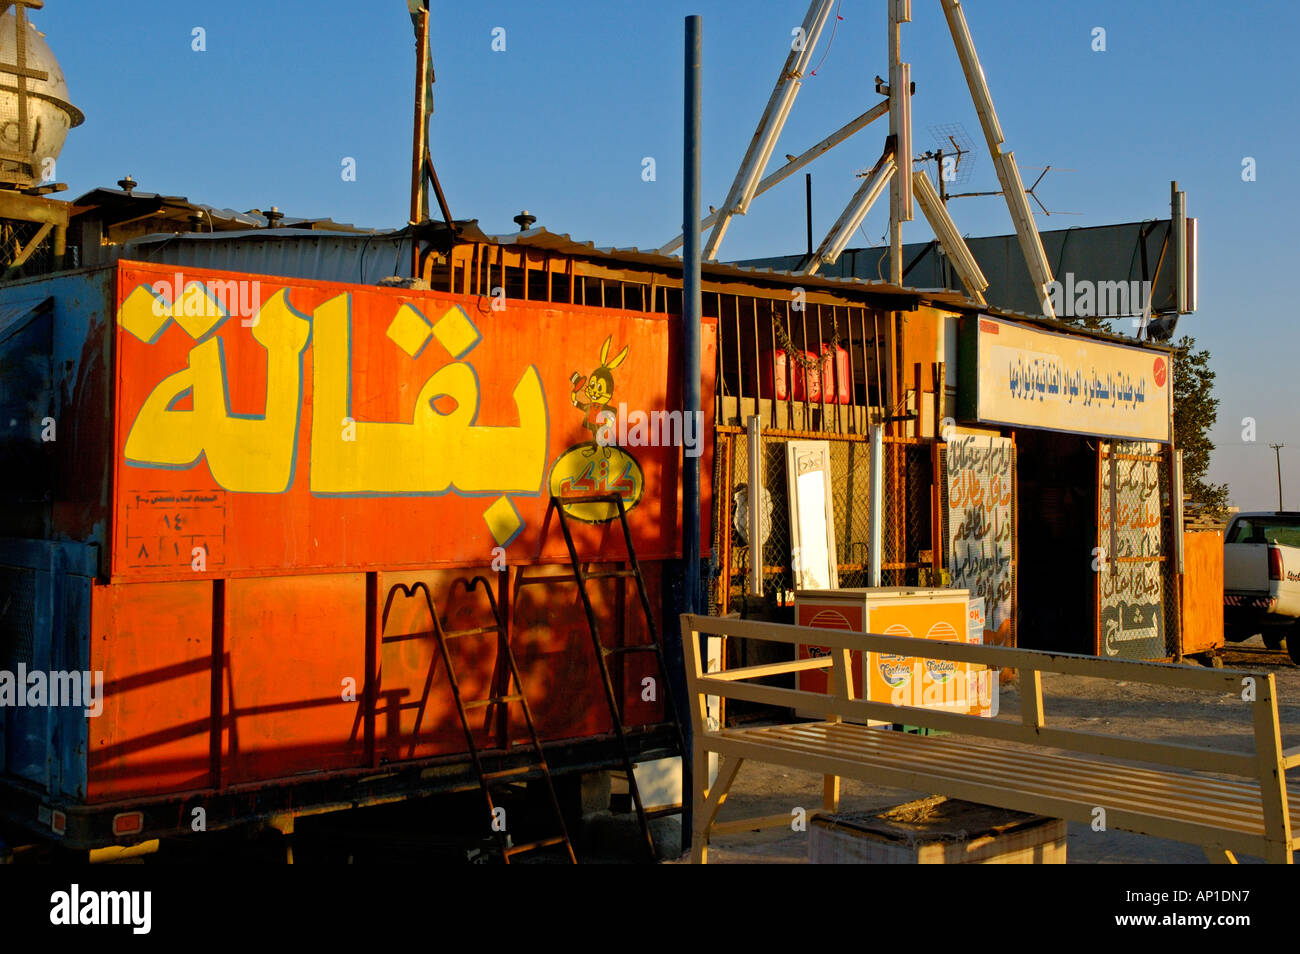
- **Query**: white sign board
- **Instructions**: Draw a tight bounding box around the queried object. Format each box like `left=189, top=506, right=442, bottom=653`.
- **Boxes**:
left=961, top=316, right=1172, bottom=442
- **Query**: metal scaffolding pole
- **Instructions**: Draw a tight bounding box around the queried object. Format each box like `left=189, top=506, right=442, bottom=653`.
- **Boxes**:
left=702, top=0, right=837, bottom=260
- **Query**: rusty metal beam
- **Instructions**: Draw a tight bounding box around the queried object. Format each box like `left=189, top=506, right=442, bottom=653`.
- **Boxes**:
left=7, top=220, right=51, bottom=268
left=0, top=189, right=69, bottom=227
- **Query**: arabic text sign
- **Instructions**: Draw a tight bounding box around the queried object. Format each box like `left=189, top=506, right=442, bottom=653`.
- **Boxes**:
left=112, top=263, right=714, bottom=580
left=1098, top=441, right=1166, bottom=659
left=962, top=317, right=1171, bottom=442
left=946, top=436, right=1015, bottom=648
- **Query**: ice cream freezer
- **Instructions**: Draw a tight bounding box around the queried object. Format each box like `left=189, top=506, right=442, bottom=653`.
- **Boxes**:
left=794, top=587, right=992, bottom=720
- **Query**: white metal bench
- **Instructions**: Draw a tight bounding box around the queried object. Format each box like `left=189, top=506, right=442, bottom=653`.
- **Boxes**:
left=682, top=614, right=1299, bottom=864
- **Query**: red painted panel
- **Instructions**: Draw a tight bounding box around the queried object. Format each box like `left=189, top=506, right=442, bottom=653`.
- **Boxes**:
left=795, top=600, right=865, bottom=697
left=511, top=563, right=665, bottom=740
left=111, top=262, right=716, bottom=583
left=88, top=580, right=213, bottom=803
left=221, top=573, right=366, bottom=784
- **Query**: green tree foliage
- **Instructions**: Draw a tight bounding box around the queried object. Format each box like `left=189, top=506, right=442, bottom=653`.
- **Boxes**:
left=1172, top=335, right=1229, bottom=516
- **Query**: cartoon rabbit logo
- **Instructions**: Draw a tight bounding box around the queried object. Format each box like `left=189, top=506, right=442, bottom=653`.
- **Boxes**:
left=570, top=335, right=629, bottom=456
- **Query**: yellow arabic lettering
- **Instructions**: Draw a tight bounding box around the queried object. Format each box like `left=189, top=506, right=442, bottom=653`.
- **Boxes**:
left=123, top=289, right=309, bottom=492
left=309, top=296, right=547, bottom=494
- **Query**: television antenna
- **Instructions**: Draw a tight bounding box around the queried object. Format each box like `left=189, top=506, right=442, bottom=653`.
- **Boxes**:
left=917, top=123, right=975, bottom=201
left=941, top=163, right=1080, bottom=216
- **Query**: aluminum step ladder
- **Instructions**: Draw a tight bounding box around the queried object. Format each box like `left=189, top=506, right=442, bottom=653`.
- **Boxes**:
left=516, top=492, right=688, bottom=862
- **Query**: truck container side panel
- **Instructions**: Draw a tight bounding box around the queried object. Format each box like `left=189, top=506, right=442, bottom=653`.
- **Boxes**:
left=510, top=562, right=666, bottom=740
left=221, top=573, right=366, bottom=785
left=0, top=561, right=52, bottom=788
left=512, top=564, right=614, bottom=740
left=87, top=580, right=213, bottom=803
left=6, top=260, right=705, bottom=821
left=53, top=271, right=115, bottom=548
left=112, top=262, right=716, bottom=582
left=376, top=568, right=501, bottom=762
left=0, top=298, right=54, bottom=540
left=0, top=269, right=115, bottom=549
left=55, top=565, right=92, bottom=800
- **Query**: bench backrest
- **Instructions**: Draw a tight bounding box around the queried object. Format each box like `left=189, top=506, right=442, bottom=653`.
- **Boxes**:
left=681, top=614, right=1289, bottom=792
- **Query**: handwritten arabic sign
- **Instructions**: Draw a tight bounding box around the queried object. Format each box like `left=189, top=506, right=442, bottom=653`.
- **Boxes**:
left=959, top=316, right=1171, bottom=442
left=1098, top=441, right=1166, bottom=659
left=945, top=436, right=1015, bottom=647
left=111, top=262, right=714, bottom=581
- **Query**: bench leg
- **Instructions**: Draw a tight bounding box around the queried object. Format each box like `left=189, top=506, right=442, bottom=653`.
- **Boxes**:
left=823, top=775, right=840, bottom=814
left=1203, top=847, right=1238, bottom=864
left=1262, top=842, right=1293, bottom=865
left=692, top=754, right=743, bottom=864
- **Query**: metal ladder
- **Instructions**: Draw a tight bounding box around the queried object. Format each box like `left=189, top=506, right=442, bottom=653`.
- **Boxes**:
left=516, top=492, right=688, bottom=861
left=386, top=578, right=575, bottom=864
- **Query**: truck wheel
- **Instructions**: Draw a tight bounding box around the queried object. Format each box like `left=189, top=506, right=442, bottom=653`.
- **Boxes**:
left=1263, top=631, right=1286, bottom=651
left=1290, top=625, right=1300, bottom=665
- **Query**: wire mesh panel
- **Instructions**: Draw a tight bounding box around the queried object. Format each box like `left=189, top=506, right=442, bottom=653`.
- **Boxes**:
left=0, top=219, right=55, bottom=273
left=881, top=440, right=934, bottom=588
left=716, top=429, right=939, bottom=610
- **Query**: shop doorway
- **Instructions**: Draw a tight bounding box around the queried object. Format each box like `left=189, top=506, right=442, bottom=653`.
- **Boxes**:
left=1015, top=431, right=1097, bottom=654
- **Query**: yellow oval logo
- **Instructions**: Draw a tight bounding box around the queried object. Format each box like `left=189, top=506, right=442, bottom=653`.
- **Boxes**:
left=548, top=443, right=645, bottom=523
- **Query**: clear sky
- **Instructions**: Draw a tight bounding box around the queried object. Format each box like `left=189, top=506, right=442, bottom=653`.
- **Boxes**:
left=37, top=0, right=1297, bottom=510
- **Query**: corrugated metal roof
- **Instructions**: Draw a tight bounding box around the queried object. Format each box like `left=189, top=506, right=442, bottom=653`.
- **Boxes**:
left=483, top=225, right=973, bottom=302
left=95, top=217, right=1167, bottom=353
left=71, top=187, right=371, bottom=233
left=481, top=227, right=1171, bottom=351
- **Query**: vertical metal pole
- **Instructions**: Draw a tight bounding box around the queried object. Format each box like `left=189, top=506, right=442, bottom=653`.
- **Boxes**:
left=869, top=424, right=883, bottom=587
left=1173, top=448, right=1185, bottom=574
left=1172, top=181, right=1187, bottom=315
left=681, top=12, right=703, bottom=862
left=1272, top=444, right=1286, bottom=511
left=805, top=173, right=813, bottom=257
left=684, top=15, right=703, bottom=614
left=410, top=2, right=431, bottom=277
left=887, top=2, right=904, bottom=287
left=748, top=414, right=763, bottom=597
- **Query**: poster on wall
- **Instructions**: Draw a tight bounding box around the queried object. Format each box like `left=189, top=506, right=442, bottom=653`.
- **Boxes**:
left=1098, top=440, right=1166, bottom=659
left=946, top=435, right=1014, bottom=647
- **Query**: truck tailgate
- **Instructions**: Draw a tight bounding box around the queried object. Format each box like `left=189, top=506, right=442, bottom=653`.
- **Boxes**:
left=1224, top=543, right=1268, bottom=593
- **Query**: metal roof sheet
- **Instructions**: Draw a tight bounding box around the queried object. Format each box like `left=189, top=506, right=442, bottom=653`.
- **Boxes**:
left=480, top=227, right=1170, bottom=350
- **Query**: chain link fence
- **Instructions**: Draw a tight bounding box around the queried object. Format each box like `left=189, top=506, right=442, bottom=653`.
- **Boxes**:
left=715, top=430, right=934, bottom=614
left=1, top=219, right=58, bottom=277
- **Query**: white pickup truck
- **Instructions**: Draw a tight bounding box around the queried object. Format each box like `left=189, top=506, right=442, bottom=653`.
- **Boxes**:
left=1223, top=511, right=1300, bottom=662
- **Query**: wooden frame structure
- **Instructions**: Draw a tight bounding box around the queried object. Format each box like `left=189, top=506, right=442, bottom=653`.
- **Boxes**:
left=682, top=613, right=1298, bottom=864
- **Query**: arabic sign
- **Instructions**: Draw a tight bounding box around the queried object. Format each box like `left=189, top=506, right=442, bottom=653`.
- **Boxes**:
left=959, top=316, right=1171, bottom=442
left=946, top=436, right=1015, bottom=648
left=1098, top=441, right=1166, bottom=659
left=111, top=263, right=714, bottom=581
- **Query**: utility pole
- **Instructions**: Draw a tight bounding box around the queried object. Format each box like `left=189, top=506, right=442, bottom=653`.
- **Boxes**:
left=1270, top=443, right=1285, bottom=510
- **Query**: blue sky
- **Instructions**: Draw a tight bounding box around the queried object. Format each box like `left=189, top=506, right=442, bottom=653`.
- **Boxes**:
left=39, top=0, right=1297, bottom=509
